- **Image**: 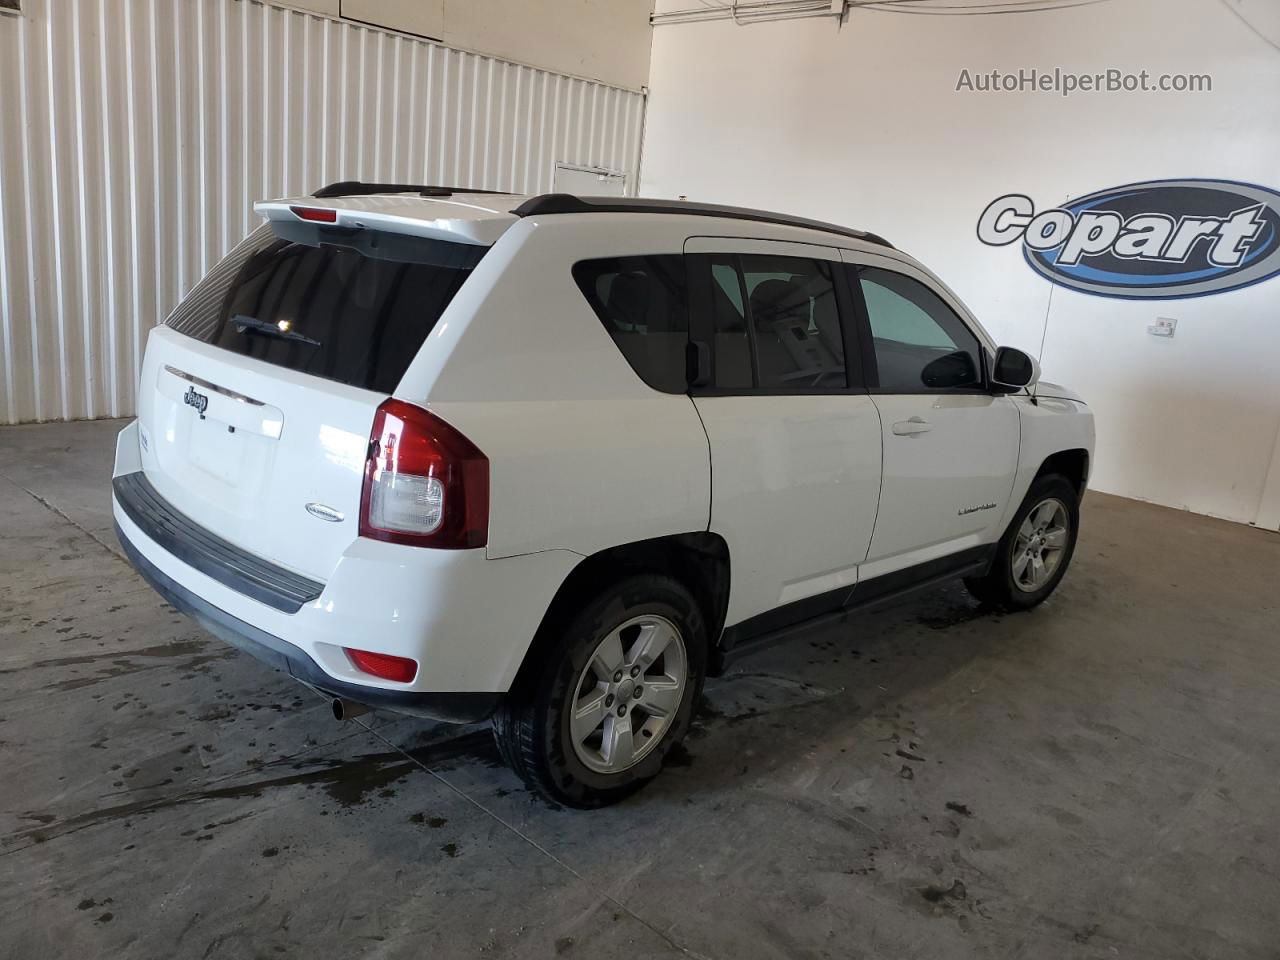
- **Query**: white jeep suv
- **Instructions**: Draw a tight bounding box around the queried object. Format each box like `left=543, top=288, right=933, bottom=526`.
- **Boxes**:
left=112, top=184, right=1094, bottom=807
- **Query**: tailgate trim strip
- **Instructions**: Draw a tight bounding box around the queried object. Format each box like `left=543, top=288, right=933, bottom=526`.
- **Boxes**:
left=112, top=471, right=324, bottom=614
left=163, top=365, right=267, bottom=406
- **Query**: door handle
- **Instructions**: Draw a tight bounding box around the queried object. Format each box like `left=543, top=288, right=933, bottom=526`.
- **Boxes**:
left=892, top=417, right=932, bottom=436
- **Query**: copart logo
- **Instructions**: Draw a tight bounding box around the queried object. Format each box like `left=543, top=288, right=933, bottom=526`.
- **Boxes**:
left=977, top=179, right=1280, bottom=299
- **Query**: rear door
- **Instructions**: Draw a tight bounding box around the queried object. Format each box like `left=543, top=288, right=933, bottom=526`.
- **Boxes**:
left=685, top=237, right=882, bottom=633
left=135, top=219, right=487, bottom=582
left=841, top=250, right=1019, bottom=576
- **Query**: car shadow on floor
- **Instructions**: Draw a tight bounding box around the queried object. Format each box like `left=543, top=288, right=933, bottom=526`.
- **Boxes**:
left=369, top=580, right=1017, bottom=811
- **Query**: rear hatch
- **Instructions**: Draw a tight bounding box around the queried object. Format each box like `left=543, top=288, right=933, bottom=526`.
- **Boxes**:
left=134, top=195, right=509, bottom=582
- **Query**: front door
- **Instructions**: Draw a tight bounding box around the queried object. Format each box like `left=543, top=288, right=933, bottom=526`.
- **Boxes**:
left=686, top=237, right=883, bottom=632
left=842, top=251, right=1020, bottom=576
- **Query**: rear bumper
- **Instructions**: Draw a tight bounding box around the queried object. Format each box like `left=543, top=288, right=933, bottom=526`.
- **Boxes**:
left=111, top=419, right=581, bottom=714
left=114, top=470, right=323, bottom=614
left=115, top=520, right=501, bottom=722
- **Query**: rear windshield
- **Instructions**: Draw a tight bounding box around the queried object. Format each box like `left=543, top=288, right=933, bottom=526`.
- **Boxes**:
left=164, top=221, right=487, bottom=393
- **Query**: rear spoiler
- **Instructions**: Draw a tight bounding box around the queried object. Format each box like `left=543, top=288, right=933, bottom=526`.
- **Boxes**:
left=254, top=198, right=516, bottom=246
left=312, top=181, right=512, bottom=200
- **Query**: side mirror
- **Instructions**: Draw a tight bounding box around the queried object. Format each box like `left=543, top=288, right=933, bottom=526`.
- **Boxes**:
left=991, top=346, right=1040, bottom=391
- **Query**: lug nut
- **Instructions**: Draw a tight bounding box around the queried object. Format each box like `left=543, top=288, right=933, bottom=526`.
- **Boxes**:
left=613, top=670, right=623, bottom=683
left=605, top=694, right=614, bottom=707
left=633, top=686, right=643, bottom=699
left=617, top=705, right=627, bottom=717
left=630, top=666, right=640, bottom=678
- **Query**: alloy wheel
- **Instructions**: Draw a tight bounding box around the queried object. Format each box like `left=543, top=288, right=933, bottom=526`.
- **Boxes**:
left=568, top=614, right=688, bottom=774
left=1012, top=497, right=1070, bottom=592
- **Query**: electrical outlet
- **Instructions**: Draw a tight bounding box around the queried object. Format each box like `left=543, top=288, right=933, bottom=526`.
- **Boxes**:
left=1148, top=317, right=1177, bottom=338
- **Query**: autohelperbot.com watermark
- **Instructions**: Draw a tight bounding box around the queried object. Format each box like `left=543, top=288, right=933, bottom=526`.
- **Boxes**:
left=956, top=67, right=1212, bottom=97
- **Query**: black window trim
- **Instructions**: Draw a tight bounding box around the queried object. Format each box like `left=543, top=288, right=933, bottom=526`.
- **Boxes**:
left=686, top=250, right=867, bottom=398
left=842, top=261, right=994, bottom=397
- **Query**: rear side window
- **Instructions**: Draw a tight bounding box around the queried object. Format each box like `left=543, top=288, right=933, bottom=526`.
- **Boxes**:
left=573, top=255, right=689, bottom=394
left=740, top=255, right=845, bottom=390
left=707, top=257, right=753, bottom=389
left=690, top=253, right=847, bottom=392
left=166, top=222, right=486, bottom=393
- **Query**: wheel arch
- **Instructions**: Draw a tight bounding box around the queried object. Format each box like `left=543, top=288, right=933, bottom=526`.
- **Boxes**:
left=1035, top=448, right=1090, bottom=499
left=508, top=532, right=731, bottom=692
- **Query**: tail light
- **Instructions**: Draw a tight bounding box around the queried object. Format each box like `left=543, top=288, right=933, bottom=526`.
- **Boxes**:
left=359, top=399, right=489, bottom=549
left=345, top=647, right=418, bottom=683
left=290, top=205, right=338, bottom=222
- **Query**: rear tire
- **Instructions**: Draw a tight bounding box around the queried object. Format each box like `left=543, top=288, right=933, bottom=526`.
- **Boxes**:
left=965, top=474, right=1080, bottom=611
left=492, top=574, right=707, bottom=808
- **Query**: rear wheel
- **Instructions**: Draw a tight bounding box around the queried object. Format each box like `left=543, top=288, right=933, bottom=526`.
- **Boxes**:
left=492, top=575, right=706, bottom=808
left=965, top=474, right=1080, bottom=610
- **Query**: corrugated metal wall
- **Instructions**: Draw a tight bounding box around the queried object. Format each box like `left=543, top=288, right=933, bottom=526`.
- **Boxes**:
left=0, top=0, right=646, bottom=423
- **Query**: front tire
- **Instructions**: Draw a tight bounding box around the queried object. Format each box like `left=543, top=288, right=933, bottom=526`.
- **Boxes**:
left=492, top=574, right=707, bottom=808
left=965, top=474, right=1080, bottom=610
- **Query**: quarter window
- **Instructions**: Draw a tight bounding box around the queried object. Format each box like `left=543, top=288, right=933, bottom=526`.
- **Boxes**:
left=573, top=256, right=689, bottom=394
left=857, top=267, right=983, bottom=392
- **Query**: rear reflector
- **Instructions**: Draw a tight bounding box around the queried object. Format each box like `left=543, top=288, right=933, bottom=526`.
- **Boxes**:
left=360, top=398, right=489, bottom=549
left=290, top=205, right=338, bottom=223
left=345, top=647, right=418, bottom=683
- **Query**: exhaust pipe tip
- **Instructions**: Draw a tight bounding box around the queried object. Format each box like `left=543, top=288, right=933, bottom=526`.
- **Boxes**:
left=331, top=697, right=370, bottom=722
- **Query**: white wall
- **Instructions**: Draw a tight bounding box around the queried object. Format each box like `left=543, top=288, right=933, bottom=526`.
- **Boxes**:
left=641, top=0, right=1280, bottom=526
left=0, top=0, right=646, bottom=424
left=286, top=0, right=656, bottom=90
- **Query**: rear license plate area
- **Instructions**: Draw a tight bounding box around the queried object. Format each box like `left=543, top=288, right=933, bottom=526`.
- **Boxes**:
left=187, top=414, right=246, bottom=484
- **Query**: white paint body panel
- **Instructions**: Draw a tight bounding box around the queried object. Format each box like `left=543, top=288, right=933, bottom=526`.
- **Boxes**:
left=401, top=215, right=713, bottom=559
left=838, top=249, right=1021, bottom=573
left=112, top=196, right=1093, bottom=701
left=137, top=325, right=381, bottom=583
left=114, top=419, right=580, bottom=694
left=682, top=234, right=881, bottom=626
left=1002, top=395, right=1097, bottom=536
left=861, top=391, right=1019, bottom=573
left=255, top=194, right=523, bottom=246
left=694, top=393, right=882, bottom=625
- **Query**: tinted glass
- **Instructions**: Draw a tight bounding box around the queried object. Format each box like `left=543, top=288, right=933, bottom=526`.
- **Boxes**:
left=739, top=254, right=845, bottom=390
left=858, top=267, right=983, bottom=392
left=573, top=255, right=689, bottom=393
left=708, top=257, right=753, bottom=389
left=166, top=223, right=486, bottom=393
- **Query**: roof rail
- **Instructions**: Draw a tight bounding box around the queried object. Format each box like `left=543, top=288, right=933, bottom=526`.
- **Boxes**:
left=512, top=194, right=893, bottom=249
left=312, top=181, right=514, bottom=199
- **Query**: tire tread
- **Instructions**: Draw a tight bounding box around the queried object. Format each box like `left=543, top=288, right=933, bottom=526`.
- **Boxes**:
left=491, top=573, right=705, bottom=808
left=964, top=473, right=1080, bottom=611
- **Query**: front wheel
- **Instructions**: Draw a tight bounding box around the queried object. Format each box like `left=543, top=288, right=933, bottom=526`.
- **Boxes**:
left=965, top=474, right=1080, bottom=610
left=492, top=575, right=707, bottom=808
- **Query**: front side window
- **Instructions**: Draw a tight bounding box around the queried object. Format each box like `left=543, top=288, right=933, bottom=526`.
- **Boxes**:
left=857, top=267, right=983, bottom=392
left=573, top=255, right=689, bottom=394
left=166, top=222, right=486, bottom=393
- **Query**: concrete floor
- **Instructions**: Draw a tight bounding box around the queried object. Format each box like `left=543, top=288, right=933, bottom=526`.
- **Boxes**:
left=1, top=419, right=1278, bottom=960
